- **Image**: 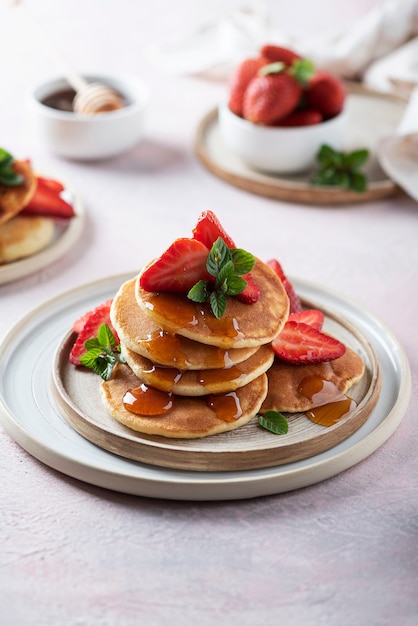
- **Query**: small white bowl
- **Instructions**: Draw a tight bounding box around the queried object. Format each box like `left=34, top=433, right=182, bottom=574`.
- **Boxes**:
left=29, top=74, right=149, bottom=160
left=218, top=103, right=348, bottom=174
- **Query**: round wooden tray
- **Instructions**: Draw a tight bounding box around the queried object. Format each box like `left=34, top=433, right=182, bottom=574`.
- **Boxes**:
left=195, top=83, right=405, bottom=205
left=52, top=298, right=381, bottom=472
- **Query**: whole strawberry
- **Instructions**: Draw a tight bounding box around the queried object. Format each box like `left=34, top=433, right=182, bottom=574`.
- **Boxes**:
left=260, top=44, right=301, bottom=66
left=242, top=71, right=301, bottom=125
left=242, top=60, right=314, bottom=125
left=228, top=56, right=267, bottom=117
left=305, top=72, right=346, bottom=118
left=275, top=108, right=322, bottom=127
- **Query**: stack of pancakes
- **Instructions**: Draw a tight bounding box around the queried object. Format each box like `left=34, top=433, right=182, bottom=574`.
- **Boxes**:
left=101, top=259, right=290, bottom=438
left=0, top=160, right=54, bottom=264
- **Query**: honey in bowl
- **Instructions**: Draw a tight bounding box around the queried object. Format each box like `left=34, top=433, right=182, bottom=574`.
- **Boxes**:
left=41, top=87, right=129, bottom=113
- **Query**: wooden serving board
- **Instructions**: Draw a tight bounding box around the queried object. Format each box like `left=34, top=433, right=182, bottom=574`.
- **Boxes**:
left=195, top=83, right=405, bottom=206
left=51, top=298, right=381, bottom=472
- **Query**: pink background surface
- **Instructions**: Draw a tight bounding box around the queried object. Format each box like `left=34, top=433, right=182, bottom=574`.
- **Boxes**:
left=0, top=1, right=417, bottom=624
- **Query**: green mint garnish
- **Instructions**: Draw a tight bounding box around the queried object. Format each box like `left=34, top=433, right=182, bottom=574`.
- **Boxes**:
left=258, top=410, right=289, bottom=435
left=312, top=144, right=369, bottom=193
left=187, top=237, right=255, bottom=319
left=0, top=148, right=24, bottom=187
left=79, top=323, right=125, bottom=381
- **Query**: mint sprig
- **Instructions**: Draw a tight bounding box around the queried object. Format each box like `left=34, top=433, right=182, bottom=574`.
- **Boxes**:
left=0, top=148, right=24, bottom=187
left=188, top=237, right=255, bottom=319
left=258, top=410, right=289, bottom=435
left=79, top=323, right=125, bottom=381
left=312, top=144, right=369, bottom=192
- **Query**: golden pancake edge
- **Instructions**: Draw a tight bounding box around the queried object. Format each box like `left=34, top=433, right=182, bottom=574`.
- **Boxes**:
left=135, top=258, right=290, bottom=349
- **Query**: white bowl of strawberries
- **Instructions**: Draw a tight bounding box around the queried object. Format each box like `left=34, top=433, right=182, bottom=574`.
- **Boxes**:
left=219, top=44, right=347, bottom=174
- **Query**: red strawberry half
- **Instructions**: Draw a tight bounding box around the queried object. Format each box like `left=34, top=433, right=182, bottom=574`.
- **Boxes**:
left=288, top=308, right=324, bottom=330
left=69, top=300, right=118, bottom=366
left=243, top=72, right=301, bottom=124
left=72, top=299, right=114, bottom=334
left=21, top=177, right=75, bottom=219
left=272, top=321, right=346, bottom=364
left=228, top=56, right=267, bottom=117
left=139, top=237, right=210, bottom=293
left=192, top=210, right=235, bottom=249
left=193, top=211, right=260, bottom=305
left=260, top=44, right=301, bottom=66
left=305, top=72, right=346, bottom=119
left=267, top=259, right=303, bottom=313
left=237, top=272, right=261, bottom=304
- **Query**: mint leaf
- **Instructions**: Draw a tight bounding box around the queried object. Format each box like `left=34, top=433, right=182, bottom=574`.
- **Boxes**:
left=188, top=237, right=257, bottom=318
left=258, top=411, right=289, bottom=435
left=0, top=148, right=24, bottom=187
left=79, top=323, right=124, bottom=381
left=230, top=248, right=256, bottom=275
left=313, top=144, right=369, bottom=193
left=97, top=323, right=116, bottom=348
left=206, top=238, right=231, bottom=277
left=210, top=291, right=227, bottom=319
left=188, top=280, right=209, bottom=303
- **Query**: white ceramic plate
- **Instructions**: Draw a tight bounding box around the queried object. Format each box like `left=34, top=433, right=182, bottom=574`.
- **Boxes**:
left=0, top=181, right=85, bottom=285
left=0, top=274, right=411, bottom=501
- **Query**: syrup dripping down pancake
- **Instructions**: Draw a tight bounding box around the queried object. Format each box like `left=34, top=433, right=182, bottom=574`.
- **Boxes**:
left=121, top=342, right=275, bottom=396
left=111, top=278, right=258, bottom=369
left=135, top=259, right=289, bottom=349
left=261, top=347, right=365, bottom=413
left=101, top=364, right=268, bottom=439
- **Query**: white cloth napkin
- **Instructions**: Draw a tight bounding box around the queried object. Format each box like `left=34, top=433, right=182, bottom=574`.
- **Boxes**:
left=145, top=0, right=418, bottom=93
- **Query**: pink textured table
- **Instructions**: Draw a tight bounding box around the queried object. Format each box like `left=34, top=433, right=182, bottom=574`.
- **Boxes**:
left=1, top=1, right=416, bottom=624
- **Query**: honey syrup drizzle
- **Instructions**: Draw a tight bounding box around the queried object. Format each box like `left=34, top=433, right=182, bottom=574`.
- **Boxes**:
left=298, top=374, right=357, bottom=426
left=207, top=392, right=243, bottom=422
left=123, top=384, right=173, bottom=416
left=145, top=292, right=245, bottom=343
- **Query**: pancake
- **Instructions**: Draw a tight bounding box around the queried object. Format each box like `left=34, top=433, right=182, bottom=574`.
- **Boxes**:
left=261, top=347, right=365, bottom=413
left=135, top=258, right=289, bottom=349
left=111, top=278, right=258, bottom=369
left=0, top=215, right=54, bottom=264
left=0, top=160, right=36, bottom=226
left=101, top=363, right=268, bottom=438
left=121, top=342, right=275, bottom=396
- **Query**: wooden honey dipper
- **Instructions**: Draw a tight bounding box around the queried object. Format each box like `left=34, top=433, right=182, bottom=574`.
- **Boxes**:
left=14, top=0, right=124, bottom=114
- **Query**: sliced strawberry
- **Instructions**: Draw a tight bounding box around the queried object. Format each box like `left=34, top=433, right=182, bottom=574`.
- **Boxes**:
left=192, top=210, right=235, bottom=249
left=288, top=309, right=324, bottom=330
left=69, top=300, right=118, bottom=366
left=260, top=44, right=301, bottom=66
left=272, top=321, right=346, bottom=364
left=139, top=237, right=210, bottom=293
left=228, top=56, right=267, bottom=117
left=21, top=179, right=75, bottom=218
left=267, top=259, right=303, bottom=313
left=193, top=211, right=260, bottom=304
left=36, top=176, right=65, bottom=193
left=276, top=108, right=322, bottom=127
left=72, top=299, right=114, bottom=334
left=237, top=272, right=261, bottom=304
